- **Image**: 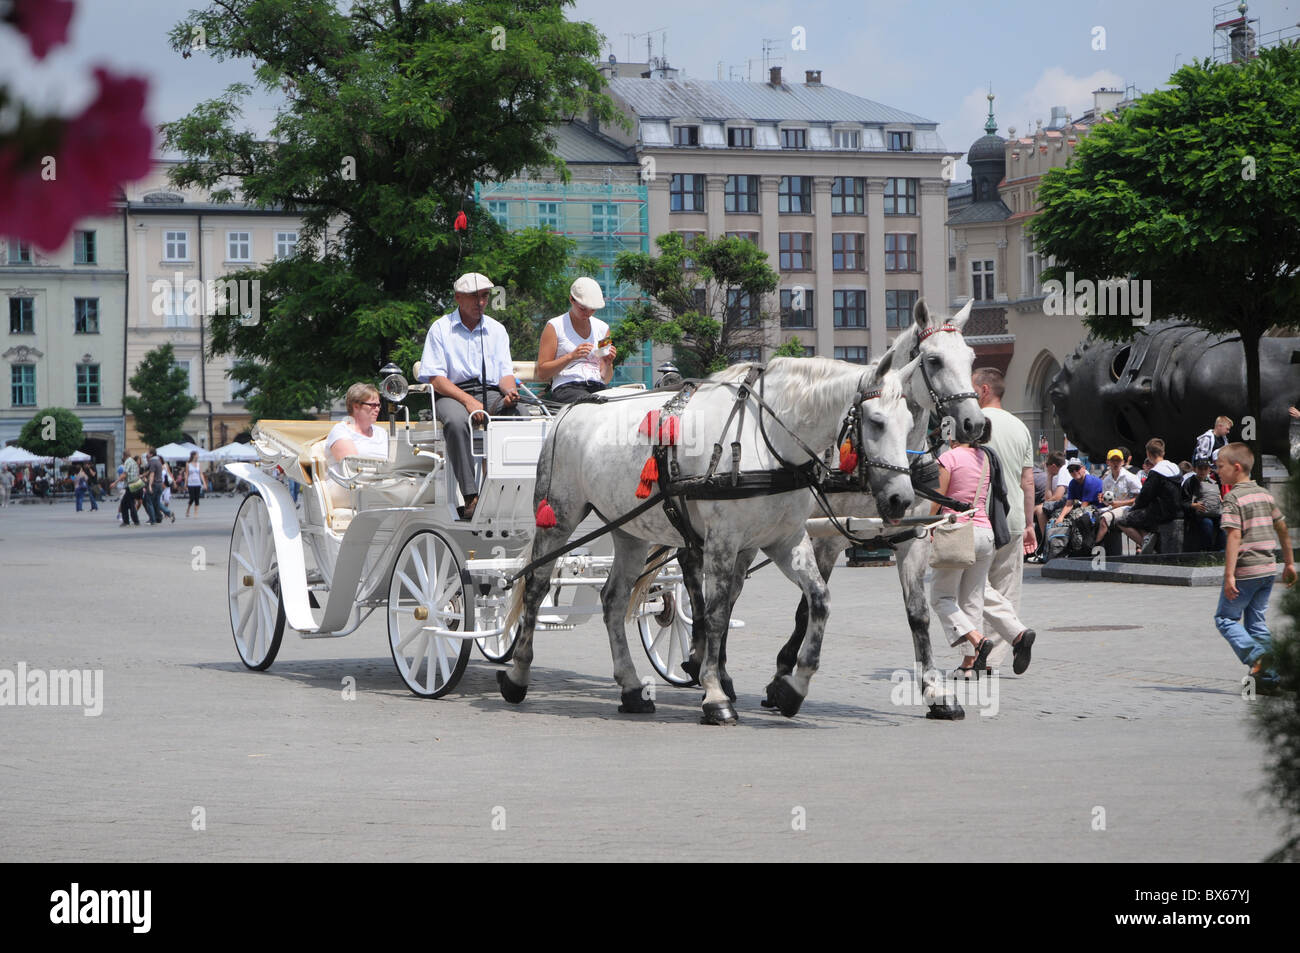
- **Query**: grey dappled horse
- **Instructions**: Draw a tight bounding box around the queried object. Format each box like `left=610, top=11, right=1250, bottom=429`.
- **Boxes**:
left=500, top=357, right=916, bottom=725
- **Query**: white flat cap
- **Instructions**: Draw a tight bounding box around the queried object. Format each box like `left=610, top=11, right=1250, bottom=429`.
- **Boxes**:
left=570, top=275, right=605, bottom=309
left=454, top=272, right=493, bottom=294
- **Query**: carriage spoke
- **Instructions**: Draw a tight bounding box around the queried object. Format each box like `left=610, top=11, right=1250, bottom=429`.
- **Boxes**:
left=394, top=569, right=422, bottom=603
left=435, top=637, right=452, bottom=684
left=410, top=545, right=430, bottom=596
left=396, top=617, right=424, bottom=654
left=232, top=550, right=256, bottom=575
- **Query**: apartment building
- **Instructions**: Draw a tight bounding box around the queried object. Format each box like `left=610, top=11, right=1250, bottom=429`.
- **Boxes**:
left=602, top=66, right=955, bottom=365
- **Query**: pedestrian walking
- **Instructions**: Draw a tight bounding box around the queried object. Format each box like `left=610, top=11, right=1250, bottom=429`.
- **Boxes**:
left=184, top=451, right=208, bottom=517
left=0, top=466, right=11, bottom=507
left=74, top=467, right=88, bottom=511
left=1215, top=442, right=1294, bottom=692
left=116, top=452, right=141, bottom=526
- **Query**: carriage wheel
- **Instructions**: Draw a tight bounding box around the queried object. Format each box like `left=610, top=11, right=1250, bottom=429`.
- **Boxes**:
left=387, top=530, right=472, bottom=698
left=228, top=492, right=286, bottom=671
left=637, top=582, right=698, bottom=687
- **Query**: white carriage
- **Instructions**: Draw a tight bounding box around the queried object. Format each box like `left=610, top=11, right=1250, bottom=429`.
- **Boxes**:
left=223, top=366, right=706, bottom=698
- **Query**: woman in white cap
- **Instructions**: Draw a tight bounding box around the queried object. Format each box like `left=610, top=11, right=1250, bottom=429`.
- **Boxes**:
left=536, top=276, right=618, bottom=404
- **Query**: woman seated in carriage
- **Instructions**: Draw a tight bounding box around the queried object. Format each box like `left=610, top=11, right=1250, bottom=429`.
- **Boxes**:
left=324, top=383, right=389, bottom=501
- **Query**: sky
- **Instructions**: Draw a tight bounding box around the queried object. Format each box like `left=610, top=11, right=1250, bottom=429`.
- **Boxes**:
left=4, top=0, right=1298, bottom=179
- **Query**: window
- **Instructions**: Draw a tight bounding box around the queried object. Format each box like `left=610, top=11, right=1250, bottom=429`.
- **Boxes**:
left=778, top=176, right=812, bottom=213
left=163, top=288, right=189, bottom=328
left=731, top=346, right=762, bottom=363
left=724, top=175, right=759, bottom=213
left=888, top=130, right=913, bottom=152
left=800, top=346, right=816, bottom=357
left=972, top=259, right=995, bottom=301
left=780, top=289, right=814, bottom=328
left=781, top=128, right=807, bottom=149
left=885, top=233, right=917, bottom=272
left=673, top=125, right=700, bottom=147
left=275, top=231, right=299, bottom=259
left=74, top=298, right=99, bottom=333
left=725, top=231, right=759, bottom=245
left=76, top=364, right=100, bottom=405
left=173, top=360, right=195, bottom=398
left=227, top=232, right=251, bottom=261
left=11, top=365, right=35, bottom=406
left=831, top=177, right=865, bottom=215
left=835, top=346, right=870, bottom=364
left=779, top=233, right=812, bottom=271
left=677, top=231, right=703, bottom=270
left=164, top=231, right=189, bottom=261
left=7, top=240, right=32, bottom=264
left=591, top=203, right=619, bottom=235
left=9, top=297, right=35, bottom=333
left=74, top=230, right=97, bottom=264
left=727, top=127, right=753, bottom=148
left=884, top=177, right=918, bottom=215
left=833, top=129, right=860, bottom=150
left=1025, top=240, right=1045, bottom=296
left=536, top=202, right=560, bottom=230
left=669, top=174, right=705, bottom=212
left=886, top=289, right=918, bottom=329
left=833, top=234, right=865, bottom=271
left=834, top=290, right=867, bottom=327
left=726, top=289, right=759, bottom=327
left=487, top=201, right=510, bottom=227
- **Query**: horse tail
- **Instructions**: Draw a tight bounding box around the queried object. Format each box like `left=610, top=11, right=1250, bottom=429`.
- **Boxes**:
left=502, top=536, right=534, bottom=634
left=625, top=546, right=670, bottom=623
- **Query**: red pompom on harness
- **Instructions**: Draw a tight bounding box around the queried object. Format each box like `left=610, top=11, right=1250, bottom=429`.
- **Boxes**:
left=453, top=210, right=469, bottom=231
left=535, top=498, right=557, bottom=528
left=838, top=440, right=859, bottom=473
left=638, top=410, right=660, bottom=439
left=635, top=456, right=658, bottom=498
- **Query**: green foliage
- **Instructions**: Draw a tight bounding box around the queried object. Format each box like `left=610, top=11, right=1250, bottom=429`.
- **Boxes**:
left=124, top=344, right=199, bottom=447
left=1032, top=46, right=1300, bottom=478
left=773, top=336, right=807, bottom=358
left=1259, top=465, right=1300, bottom=862
left=613, top=233, right=781, bottom=377
left=18, top=408, right=83, bottom=459
left=163, top=0, right=620, bottom=418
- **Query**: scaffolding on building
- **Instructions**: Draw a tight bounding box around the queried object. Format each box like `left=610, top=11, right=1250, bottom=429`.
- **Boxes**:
left=475, top=178, right=653, bottom=387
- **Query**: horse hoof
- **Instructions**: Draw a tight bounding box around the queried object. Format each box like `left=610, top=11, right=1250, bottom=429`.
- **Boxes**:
left=721, top=674, right=736, bottom=702
left=767, top=677, right=804, bottom=718
left=760, top=680, right=780, bottom=708
left=680, top=657, right=701, bottom=684
left=700, top=701, right=738, bottom=725
left=497, top=670, right=528, bottom=705
left=618, top=688, right=656, bottom=714
left=925, top=702, right=966, bottom=721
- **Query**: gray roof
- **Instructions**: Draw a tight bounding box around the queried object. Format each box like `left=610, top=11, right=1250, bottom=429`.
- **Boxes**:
left=608, top=77, right=937, bottom=126
left=946, top=200, right=1012, bottom=226
left=550, top=122, right=637, bottom=164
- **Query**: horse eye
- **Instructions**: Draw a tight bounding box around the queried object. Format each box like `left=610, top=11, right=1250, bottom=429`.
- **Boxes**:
left=927, top=355, right=942, bottom=366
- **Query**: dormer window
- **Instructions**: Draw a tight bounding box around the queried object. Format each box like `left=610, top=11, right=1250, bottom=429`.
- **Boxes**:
left=833, top=129, right=860, bottom=150
left=888, top=130, right=913, bottom=152
left=781, top=128, right=808, bottom=150
left=673, top=125, right=700, bottom=147
left=727, top=127, right=753, bottom=148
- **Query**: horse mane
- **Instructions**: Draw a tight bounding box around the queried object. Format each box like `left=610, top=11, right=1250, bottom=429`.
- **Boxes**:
left=711, top=357, right=896, bottom=423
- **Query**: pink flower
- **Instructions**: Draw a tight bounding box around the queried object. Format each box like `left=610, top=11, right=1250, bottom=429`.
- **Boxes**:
left=11, top=0, right=75, bottom=60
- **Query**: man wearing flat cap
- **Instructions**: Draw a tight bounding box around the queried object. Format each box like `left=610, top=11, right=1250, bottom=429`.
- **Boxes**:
left=418, top=272, right=519, bottom=520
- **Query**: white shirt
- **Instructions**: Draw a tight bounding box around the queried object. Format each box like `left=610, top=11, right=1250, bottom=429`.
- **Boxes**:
left=1102, top=468, right=1142, bottom=501
left=417, top=308, right=513, bottom=388
left=1052, top=468, right=1071, bottom=492
left=549, top=311, right=610, bottom=387
left=326, top=420, right=389, bottom=477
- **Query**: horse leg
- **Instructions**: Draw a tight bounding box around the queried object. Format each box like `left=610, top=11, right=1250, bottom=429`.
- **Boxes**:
left=895, top=534, right=964, bottom=720
left=602, top=531, right=656, bottom=713
left=762, top=533, right=830, bottom=718
left=676, top=545, right=707, bottom=687
left=712, top=548, right=755, bottom=703
left=764, top=534, right=840, bottom=709
left=698, top=541, right=739, bottom=726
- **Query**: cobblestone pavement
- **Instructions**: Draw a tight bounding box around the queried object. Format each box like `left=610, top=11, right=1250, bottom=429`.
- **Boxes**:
left=0, top=495, right=1287, bottom=861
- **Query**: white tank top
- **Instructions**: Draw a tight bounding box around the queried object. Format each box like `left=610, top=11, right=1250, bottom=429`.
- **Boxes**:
left=187, top=462, right=202, bottom=486
left=550, top=312, right=610, bottom=387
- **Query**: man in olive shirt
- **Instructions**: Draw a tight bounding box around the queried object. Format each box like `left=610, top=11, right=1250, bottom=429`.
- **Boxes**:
left=972, top=368, right=1037, bottom=674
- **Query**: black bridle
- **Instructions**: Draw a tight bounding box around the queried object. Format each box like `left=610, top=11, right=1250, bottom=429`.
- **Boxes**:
left=910, top=324, right=979, bottom=411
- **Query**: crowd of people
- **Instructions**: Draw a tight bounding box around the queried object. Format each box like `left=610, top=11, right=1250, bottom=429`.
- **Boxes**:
left=111, top=448, right=209, bottom=526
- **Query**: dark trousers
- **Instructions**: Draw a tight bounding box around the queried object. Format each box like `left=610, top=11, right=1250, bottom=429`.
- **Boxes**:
left=549, top=380, right=608, bottom=404
left=119, top=486, right=140, bottom=524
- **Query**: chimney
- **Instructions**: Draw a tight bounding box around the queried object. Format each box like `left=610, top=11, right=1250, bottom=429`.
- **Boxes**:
left=769, top=66, right=782, bottom=86
left=1048, top=106, right=1068, bottom=129
left=1092, top=88, right=1123, bottom=115
left=804, top=69, right=822, bottom=85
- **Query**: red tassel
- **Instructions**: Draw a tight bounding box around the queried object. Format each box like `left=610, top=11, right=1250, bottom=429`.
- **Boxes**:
left=638, top=410, right=660, bottom=439
left=453, top=210, right=468, bottom=231
left=535, top=498, right=557, bottom=528
left=635, top=455, right=658, bottom=498
left=839, top=440, right=858, bottom=473
left=658, top=415, right=679, bottom=446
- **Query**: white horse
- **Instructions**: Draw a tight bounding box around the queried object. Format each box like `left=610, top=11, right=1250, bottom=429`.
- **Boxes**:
left=499, top=356, right=917, bottom=725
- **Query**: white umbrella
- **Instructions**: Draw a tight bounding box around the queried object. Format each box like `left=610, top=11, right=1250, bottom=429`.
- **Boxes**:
left=211, top=441, right=259, bottom=462
left=0, top=445, right=46, bottom=464
left=66, top=450, right=92, bottom=462
left=155, top=442, right=195, bottom=461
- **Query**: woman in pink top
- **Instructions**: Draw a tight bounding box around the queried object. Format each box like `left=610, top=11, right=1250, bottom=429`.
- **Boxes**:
left=930, top=437, right=997, bottom=675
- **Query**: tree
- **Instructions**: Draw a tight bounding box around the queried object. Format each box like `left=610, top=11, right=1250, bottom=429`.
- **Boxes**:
left=124, top=344, right=198, bottom=448
left=160, top=0, right=620, bottom=418
left=1032, top=46, right=1300, bottom=479
left=18, top=407, right=83, bottom=459
left=613, top=233, right=782, bottom=378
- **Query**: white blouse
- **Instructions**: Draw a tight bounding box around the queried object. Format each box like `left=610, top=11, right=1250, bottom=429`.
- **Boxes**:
left=325, top=420, right=388, bottom=484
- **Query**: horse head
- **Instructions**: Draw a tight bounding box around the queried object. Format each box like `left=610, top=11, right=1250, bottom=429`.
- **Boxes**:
left=856, top=359, right=917, bottom=523
left=894, top=298, right=985, bottom=445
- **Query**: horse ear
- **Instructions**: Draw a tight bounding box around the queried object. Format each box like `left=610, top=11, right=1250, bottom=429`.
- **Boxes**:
left=913, top=297, right=931, bottom=330
left=874, top=346, right=896, bottom=380
left=948, top=298, right=974, bottom=331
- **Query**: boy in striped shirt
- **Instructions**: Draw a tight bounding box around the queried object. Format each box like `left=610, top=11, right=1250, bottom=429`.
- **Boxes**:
left=1216, top=443, right=1295, bottom=690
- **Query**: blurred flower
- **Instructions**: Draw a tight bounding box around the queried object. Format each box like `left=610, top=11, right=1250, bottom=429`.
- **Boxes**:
left=8, top=0, right=75, bottom=60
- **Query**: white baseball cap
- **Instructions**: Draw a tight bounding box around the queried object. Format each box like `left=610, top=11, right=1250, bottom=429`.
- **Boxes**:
left=453, top=272, right=493, bottom=294
left=570, top=276, right=605, bottom=309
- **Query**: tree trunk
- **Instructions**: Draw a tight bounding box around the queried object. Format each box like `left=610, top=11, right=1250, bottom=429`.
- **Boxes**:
left=1242, top=325, right=1264, bottom=482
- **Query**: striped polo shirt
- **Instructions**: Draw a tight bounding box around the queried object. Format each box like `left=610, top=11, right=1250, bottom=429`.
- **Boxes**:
left=1221, top=480, right=1283, bottom=580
